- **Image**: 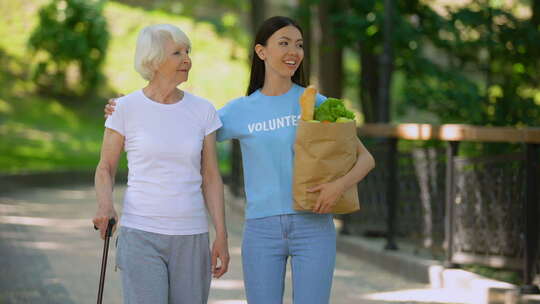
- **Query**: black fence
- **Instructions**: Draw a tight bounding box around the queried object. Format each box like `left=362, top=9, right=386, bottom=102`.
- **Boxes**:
left=226, top=126, right=540, bottom=293
left=343, top=142, right=446, bottom=251
left=343, top=136, right=540, bottom=293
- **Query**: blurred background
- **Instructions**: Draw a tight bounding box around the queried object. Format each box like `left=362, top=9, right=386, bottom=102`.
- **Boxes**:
left=1, top=0, right=540, bottom=301
left=1, top=0, right=539, bottom=174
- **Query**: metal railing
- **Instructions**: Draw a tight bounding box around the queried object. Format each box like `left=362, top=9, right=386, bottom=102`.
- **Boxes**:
left=226, top=123, right=540, bottom=293
left=351, top=123, right=540, bottom=293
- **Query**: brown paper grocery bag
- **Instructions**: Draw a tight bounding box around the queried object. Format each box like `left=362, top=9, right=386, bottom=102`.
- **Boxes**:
left=293, top=120, right=360, bottom=214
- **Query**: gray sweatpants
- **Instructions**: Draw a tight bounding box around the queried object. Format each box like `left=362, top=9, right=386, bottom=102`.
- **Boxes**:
left=116, top=226, right=211, bottom=304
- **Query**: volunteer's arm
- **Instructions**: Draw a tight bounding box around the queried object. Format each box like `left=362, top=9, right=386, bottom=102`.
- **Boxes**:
left=309, top=138, right=375, bottom=214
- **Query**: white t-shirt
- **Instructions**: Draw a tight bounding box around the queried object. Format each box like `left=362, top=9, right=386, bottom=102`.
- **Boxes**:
left=105, top=89, right=222, bottom=235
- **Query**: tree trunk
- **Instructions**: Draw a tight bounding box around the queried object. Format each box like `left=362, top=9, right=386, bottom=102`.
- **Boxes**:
left=230, top=139, right=244, bottom=197
left=297, top=0, right=312, bottom=81
left=532, top=0, right=540, bottom=27
left=377, top=0, right=394, bottom=123
left=249, top=0, right=267, bottom=36
left=317, top=0, right=344, bottom=98
left=231, top=0, right=266, bottom=198
left=360, top=46, right=379, bottom=123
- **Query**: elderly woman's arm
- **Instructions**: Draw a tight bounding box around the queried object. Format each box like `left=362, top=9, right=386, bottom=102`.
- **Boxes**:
left=310, top=138, right=376, bottom=214
left=201, top=132, right=230, bottom=278
left=93, top=128, right=123, bottom=239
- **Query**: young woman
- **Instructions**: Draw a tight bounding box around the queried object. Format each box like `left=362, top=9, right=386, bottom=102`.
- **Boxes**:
left=216, top=16, right=374, bottom=303
left=94, top=24, right=229, bottom=304
left=105, top=16, right=374, bottom=304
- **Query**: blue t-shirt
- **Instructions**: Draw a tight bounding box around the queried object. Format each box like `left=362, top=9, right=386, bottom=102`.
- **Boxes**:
left=217, top=84, right=326, bottom=219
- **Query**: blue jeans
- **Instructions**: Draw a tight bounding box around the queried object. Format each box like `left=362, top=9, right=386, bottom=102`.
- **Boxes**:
left=242, top=213, right=336, bottom=304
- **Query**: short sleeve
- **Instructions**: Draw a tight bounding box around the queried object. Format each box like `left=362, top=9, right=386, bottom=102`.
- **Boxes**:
left=315, top=93, right=327, bottom=107
left=216, top=105, right=232, bottom=142
left=216, top=100, right=241, bottom=142
left=205, top=104, right=223, bottom=136
left=105, top=100, right=125, bottom=136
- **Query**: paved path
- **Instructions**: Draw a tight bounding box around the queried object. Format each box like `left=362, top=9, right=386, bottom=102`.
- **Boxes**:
left=0, top=184, right=455, bottom=304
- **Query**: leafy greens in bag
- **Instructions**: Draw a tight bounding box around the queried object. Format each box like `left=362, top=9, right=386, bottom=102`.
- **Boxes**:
left=314, top=98, right=355, bottom=123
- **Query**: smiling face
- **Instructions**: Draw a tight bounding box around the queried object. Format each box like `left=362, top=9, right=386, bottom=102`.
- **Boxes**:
left=255, top=25, right=304, bottom=80
left=154, top=38, right=192, bottom=84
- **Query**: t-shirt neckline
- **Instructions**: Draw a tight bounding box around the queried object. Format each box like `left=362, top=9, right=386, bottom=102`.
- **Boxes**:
left=255, top=84, right=298, bottom=99
left=139, top=89, right=188, bottom=109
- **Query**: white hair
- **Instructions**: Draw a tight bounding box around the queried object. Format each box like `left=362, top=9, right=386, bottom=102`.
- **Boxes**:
left=134, top=24, right=191, bottom=81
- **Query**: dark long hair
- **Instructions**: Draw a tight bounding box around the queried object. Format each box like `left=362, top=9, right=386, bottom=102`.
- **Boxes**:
left=246, top=16, right=307, bottom=96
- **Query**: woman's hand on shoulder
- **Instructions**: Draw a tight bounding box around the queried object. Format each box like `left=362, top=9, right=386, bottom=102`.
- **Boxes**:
left=104, top=95, right=122, bottom=118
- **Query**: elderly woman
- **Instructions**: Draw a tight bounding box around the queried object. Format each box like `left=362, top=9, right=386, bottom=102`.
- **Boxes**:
left=92, top=24, right=229, bottom=304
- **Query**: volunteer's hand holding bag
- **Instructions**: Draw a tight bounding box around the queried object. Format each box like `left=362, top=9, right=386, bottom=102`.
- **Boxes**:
left=293, top=85, right=360, bottom=214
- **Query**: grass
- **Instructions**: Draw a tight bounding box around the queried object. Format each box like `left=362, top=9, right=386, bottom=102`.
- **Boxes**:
left=0, top=49, right=106, bottom=173
left=462, top=264, right=522, bottom=286
left=0, top=1, right=248, bottom=174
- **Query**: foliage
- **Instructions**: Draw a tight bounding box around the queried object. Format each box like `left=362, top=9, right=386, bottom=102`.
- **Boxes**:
left=314, top=98, right=356, bottom=122
left=321, top=0, right=540, bottom=128
left=0, top=49, right=106, bottom=173
left=116, top=0, right=250, bottom=59
left=414, top=2, right=540, bottom=127
left=1, top=1, right=248, bottom=173
left=28, top=0, right=109, bottom=96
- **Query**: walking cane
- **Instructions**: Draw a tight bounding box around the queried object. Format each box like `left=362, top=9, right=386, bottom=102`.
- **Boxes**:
left=94, top=218, right=116, bottom=304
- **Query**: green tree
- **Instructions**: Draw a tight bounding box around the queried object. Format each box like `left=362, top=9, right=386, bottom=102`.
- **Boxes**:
left=330, top=0, right=540, bottom=128
left=28, top=0, right=109, bottom=96
left=408, top=1, right=540, bottom=127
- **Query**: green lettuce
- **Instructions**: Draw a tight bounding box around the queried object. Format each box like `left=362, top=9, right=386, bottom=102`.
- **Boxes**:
left=314, top=98, right=355, bottom=122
